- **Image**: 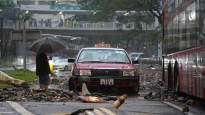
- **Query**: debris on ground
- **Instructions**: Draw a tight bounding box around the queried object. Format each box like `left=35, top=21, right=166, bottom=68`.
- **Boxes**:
left=0, top=87, right=77, bottom=102
left=64, top=107, right=129, bottom=115
left=139, top=64, right=199, bottom=114
left=53, top=94, right=128, bottom=115
left=185, top=99, right=194, bottom=105
left=81, top=82, right=91, bottom=96
left=112, top=94, right=127, bottom=109
left=50, top=77, right=68, bottom=89
left=182, top=105, right=189, bottom=112
left=78, top=96, right=108, bottom=103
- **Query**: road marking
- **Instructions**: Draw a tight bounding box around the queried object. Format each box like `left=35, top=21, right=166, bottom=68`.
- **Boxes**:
left=98, top=107, right=116, bottom=115
left=7, top=101, right=35, bottom=115
left=93, top=108, right=105, bottom=115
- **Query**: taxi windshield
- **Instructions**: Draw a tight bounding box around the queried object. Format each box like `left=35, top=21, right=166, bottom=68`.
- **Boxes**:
left=77, top=49, right=130, bottom=64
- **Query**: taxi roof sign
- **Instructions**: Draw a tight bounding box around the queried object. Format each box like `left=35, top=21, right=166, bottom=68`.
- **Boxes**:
left=95, top=43, right=110, bottom=48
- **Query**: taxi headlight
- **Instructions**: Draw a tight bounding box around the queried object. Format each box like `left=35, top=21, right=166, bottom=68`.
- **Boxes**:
left=80, top=70, right=91, bottom=76
left=123, top=70, right=135, bottom=76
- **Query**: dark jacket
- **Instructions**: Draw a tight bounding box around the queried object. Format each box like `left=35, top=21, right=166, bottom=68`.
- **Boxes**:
left=36, top=53, right=51, bottom=75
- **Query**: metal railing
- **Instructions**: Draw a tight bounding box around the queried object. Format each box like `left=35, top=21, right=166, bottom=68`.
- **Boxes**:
left=27, top=22, right=120, bottom=30
left=2, top=20, right=156, bottom=31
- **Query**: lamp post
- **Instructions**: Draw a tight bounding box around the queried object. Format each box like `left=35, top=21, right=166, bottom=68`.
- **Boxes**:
left=17, top=10, right=30, bottom=69
left=0, top=13, right=3, bottom=57
left=22, top=10, right=30, bottom=69
left=0, top=8, right=5, bottom=57
left=23, top=18, right=26, bottom=69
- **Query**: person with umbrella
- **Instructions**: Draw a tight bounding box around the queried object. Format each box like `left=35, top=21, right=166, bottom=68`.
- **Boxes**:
left=36, top=50, right=51, bottom=90
left=30, top=37, right=67, bottom=90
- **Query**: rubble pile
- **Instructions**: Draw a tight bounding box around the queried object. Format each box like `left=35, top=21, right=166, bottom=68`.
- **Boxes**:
left=50, top=77, right=68, bottom=89
left=0, top=88, right=76, bottom=102
left=138, top=64, right=162, bottom=91
left=139, top=64, right=191, bottom=104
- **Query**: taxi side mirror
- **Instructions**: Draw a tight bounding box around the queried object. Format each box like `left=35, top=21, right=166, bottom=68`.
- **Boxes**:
left=68, top=58, right=75, bottom=63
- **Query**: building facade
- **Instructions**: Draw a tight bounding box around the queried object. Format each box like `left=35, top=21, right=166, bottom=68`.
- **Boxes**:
left=12, top=0, right=80, bottom=28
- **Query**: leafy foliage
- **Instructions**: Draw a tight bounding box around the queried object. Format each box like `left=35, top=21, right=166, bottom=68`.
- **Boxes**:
left=0, top=0, right=15, bottom=9
left=77, top=0, right=162, bottom=24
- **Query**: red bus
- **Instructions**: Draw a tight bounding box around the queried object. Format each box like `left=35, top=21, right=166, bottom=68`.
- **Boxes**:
left=162, top=0, right=205, bottom=99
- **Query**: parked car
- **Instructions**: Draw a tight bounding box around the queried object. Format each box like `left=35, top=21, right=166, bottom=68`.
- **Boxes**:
left=129, top=52, right=144, bottom=63
left=53, top=58, right=72, bottom=71
left=68, top=48, right=140, bottom=92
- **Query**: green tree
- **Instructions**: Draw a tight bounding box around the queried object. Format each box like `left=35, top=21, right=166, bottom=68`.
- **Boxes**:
left=0, top=0, right=15, bottom=9
left=77, top=0, right=162, bottom=24
left=76, top=0, right=162, bottom=56
left=0, top=0, right=15, bottom=57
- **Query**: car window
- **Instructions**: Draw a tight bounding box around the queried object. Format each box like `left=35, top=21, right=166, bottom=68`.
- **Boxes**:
left=131, top=54, right=140, bottom=57
left=78, top=49, right=130, bottom=63
left=55, top=59, right=67, bottom=63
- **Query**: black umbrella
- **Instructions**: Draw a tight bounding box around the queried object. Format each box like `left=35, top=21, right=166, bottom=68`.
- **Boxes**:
left=29, top=37, right=67, bottom=53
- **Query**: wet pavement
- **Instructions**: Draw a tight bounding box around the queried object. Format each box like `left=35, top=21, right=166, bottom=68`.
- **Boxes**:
left=0, top=102, right=20, bottom=115
left=0, top=99, right=185, bottom=115
left=0, top=64, right=205, bottom=115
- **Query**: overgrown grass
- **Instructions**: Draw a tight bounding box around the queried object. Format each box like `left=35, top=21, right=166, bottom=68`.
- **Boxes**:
left=3, top=69, right=37, bottom=82
left=0, top=83, right=13, bottom=88
left=0, top=69, right=37, bottom=88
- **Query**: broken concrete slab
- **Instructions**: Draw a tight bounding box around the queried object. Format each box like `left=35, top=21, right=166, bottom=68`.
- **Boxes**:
left=0, top=71, right=25, bottom=85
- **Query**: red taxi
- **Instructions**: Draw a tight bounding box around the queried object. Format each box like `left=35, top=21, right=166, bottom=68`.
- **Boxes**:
left=68, top=48, right=140, bottom=92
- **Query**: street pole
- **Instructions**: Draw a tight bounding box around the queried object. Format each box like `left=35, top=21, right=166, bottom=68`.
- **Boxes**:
left=23, top=20, right=26, bottom=69
left=162, top=0, right=166, bottom=82
left=0, top=16, right=3, bottom=57
left=22, top=10, right=30, bottom=69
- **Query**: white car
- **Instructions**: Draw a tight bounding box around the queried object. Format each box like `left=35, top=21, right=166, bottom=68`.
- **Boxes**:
left=129, top=52, right=144, bottom=63
left=53, top=58, right=72, bottom=71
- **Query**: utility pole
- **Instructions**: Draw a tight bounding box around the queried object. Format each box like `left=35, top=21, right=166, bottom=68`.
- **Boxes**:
left=0, top=14, right=3, bottom=57
left=23, top=20, right=26, bottom=69
left=22, top=10, right=30, bottom=69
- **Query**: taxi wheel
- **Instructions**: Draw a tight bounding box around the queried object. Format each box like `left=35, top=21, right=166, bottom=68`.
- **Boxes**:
left=129, top=86, right=139, bottom=94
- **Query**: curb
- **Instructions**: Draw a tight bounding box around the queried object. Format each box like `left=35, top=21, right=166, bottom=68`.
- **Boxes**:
left=163, top=101, right=195, bottom=115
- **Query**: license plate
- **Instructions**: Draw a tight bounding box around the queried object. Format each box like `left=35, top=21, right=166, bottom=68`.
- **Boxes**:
left=100, top=79, right=114, bottom=85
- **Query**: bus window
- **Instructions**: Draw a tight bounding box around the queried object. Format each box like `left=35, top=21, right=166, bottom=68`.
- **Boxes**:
left=188, top=54, right=197, bottom=65
left=200, top=51, right=205, bottom=65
